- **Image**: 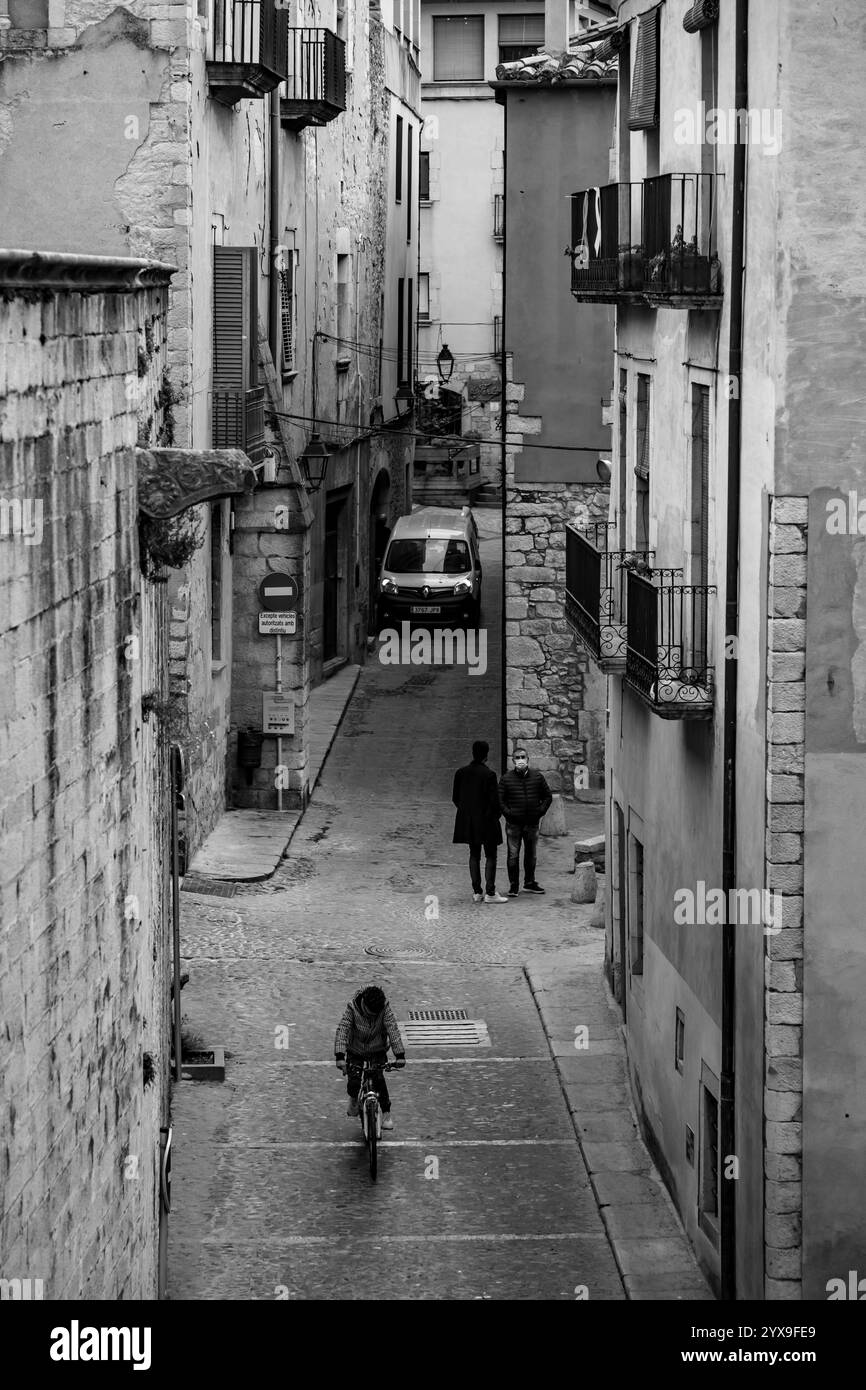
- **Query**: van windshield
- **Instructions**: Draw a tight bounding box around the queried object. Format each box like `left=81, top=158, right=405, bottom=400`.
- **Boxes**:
left=385, top=537, right=471, bottom=574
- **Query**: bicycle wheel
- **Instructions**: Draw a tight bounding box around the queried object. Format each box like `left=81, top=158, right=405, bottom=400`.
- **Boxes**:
left=366, top=1099, right=378, bottom=1181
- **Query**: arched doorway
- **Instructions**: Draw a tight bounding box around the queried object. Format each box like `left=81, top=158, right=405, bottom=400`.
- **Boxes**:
left=369, top=467, right=392, bottom=633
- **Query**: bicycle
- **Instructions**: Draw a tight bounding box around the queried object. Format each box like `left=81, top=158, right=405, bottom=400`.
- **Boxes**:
left=344, top=1060, right=401, bottom=1181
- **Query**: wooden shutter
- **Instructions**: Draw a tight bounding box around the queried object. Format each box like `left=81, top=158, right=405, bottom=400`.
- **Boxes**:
left=406, top=278, right=413, bottom=385
left=280, top=261, right=294, bottom=373
left=407, top=122, right=413, bottom=242
left=213, top=245, right=257, bottom=448
left=628, top=7, right=661, bottom=131
left=397, top=277, right=405, bottom=383
left=618, top=368, right=628, bottom=543
left=691, top=385, right=710, bottom=588
left=419, top=151, right=430, bottom=202
left=635, top=374, right=650, bottom=479
left=395, top=115, right=403, bottom=201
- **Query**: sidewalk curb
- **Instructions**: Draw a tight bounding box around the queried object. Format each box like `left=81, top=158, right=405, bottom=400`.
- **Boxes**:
left=308, top=665, right=361, bottom=799
left=526, top=952, right=714, bottom=1301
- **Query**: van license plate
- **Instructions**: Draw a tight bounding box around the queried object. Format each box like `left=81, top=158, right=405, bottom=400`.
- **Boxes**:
left=411, top=605, right=441, bottom=615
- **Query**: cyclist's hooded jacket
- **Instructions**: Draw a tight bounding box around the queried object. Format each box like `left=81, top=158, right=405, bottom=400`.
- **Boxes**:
left=334, top=990, right=404, bottom=1060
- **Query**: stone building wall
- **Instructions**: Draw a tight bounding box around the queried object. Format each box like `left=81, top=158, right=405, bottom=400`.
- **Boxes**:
left=763, top=496, right=808, bottom=1299
left=504, top=361, right=609, bottom=793
left=0, top=257, right=173, bottom=1299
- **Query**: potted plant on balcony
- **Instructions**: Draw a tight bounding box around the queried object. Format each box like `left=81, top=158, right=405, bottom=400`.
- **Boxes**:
left=617, top=244, right=645, bottom=290
left=669, top=225, right=711, bottom=293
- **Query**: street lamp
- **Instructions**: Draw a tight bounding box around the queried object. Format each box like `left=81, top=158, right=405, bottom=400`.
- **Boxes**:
left=436, top=343, right=454, bottom=385
left=298, top=432, right=331, bottom=493
left=394, top=381, right=415, bottom=418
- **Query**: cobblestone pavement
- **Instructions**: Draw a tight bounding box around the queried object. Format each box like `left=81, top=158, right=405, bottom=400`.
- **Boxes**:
left=169, top=512, right=711, bottom=1300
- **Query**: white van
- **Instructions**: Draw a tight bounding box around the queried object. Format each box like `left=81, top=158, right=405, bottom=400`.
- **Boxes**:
left=377, top=506, right=482, bottom=629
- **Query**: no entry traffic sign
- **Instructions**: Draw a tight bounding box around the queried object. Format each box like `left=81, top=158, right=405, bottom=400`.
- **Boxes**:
left=258, top=572, right=298, bottom=612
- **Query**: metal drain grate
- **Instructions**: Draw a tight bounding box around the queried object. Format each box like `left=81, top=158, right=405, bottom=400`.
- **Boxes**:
left=181, top=877, right=238, bottom=898
left=398, top=1019, right=490, bottom=1047
left=407, top=1009, right=467, bottom=1021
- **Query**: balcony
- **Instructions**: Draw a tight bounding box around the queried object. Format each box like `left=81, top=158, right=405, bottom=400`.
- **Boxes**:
left=208, top=0, right=288, bottom=106
left=569, top=173, right=723, bottom=308
left=212, top=386, right=268, bottom=464
left=565, top=523, right=654, bottom=673
left=625, top=569, right=716, bottom=719
left=280, top=28, right=347, bottom=131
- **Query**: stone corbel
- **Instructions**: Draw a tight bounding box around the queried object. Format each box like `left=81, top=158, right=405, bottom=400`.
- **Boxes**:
left=137, top=448, right=258, bottom=519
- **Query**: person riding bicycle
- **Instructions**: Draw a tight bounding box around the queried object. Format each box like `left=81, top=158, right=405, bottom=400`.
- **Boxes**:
left=334, top=985, right=406, bottom=1130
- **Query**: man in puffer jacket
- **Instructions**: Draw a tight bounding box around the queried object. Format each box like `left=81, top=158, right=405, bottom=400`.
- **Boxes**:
left=498, top=747, right=553, bottom=896
left=334, top=985, right=406, bottom=1129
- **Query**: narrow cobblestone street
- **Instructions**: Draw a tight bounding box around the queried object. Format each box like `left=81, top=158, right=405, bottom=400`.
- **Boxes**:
left=169, top=515, right=707, bottom=1300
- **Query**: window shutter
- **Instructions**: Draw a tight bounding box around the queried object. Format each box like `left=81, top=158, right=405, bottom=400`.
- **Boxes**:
left=691, top=385, right=710, bottom=588
left=498, top=14, right=544, bottom=45
left=635, top=375, right=650, bottom=479
left=213, top=246, right=250, bottom=393
left=280, top=262, right=294, bottom=373
left=433, top=15, right=484, bottom=81
left=628, top=7, right=661, bottom=131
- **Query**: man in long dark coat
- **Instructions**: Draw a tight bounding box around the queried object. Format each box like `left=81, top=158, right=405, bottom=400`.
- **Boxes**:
left=452, top=740, right=508, bottom=904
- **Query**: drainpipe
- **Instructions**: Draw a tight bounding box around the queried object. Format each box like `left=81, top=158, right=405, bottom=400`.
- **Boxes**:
left=499, top=96, right=508, bottom=775
left=720, top=0, right=749, bottom=1304
left=269, top=89, right=281, bottom=369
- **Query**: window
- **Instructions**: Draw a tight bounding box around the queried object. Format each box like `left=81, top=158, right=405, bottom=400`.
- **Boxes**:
left=418, top=274, right=430, bottom=321
left=397, top=277, right=405, bottom=384
left=497, top=13, right=544, bottom=65
left=385, top=537, right=470, bottom=574
left=675, top=1008, right=685, bottom=1074
left=493, top=315, right=502, bottom=356
left=407, top=123, right=413, bottom=242
left=635, top=373, right=650, bottom=551
left=279, top=254, right=297, bottom=376
left=406, top=278, right=413, bottom=385
left=212, top=245, right=259, bottom=451
left=690, top=383, right=711, bottom=661
left=336, top=251, right=351, bottom=347
left=493, top=193, right=504, bottom=240
left=699, top=1065, right=721, bottom=1247
left=432, top=15, right=484, bottom=82
left=395, top=115, right=403, bottom=202
left=617, top=368, right=628, bottom=545
left=210, top=502, right=223, bottom=664
left=628, top=832, right=644, bottom=976
left=419, top=151, right=430, bottom=202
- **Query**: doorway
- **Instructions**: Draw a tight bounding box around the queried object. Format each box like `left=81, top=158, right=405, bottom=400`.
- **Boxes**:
left=323, top=495, right=346, bottom=665
left=369, top=467, right=392, bottom=631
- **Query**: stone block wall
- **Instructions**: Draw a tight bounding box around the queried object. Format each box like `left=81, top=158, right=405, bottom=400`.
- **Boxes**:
left=504, top=368, right=609, bottom=793
left=763, top=495, right=807, bottom=1299
left=0, top=263, right=173, bottom=1299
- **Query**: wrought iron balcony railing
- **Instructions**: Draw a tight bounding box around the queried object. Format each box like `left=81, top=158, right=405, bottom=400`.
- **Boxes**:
left=280, top=28, right=347, bottom=130
left=212, top=386, right=268, bottom=463
left=565, top=523, right=654, bottom=672
left=642, top=173, right=722, bottom=299
left=207, top=0, right=288, bottom=105
left=625, top=569, right=716, bottom=718
left=568, top=173, right=722, bottom=306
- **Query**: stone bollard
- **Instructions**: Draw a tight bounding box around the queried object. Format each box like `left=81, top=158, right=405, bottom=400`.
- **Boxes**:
left=540, top=793, right=568, bottom=837
left=571, top=859, right=597, bottom=904
left=589, top=877, right=606, bottom=928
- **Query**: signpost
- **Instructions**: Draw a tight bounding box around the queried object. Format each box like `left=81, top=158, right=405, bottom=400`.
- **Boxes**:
left=258, top=611, right=297, bottom=635
left=258, top=572, right=298, bottom=612
left=257, top=571, right=299, bottom=813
